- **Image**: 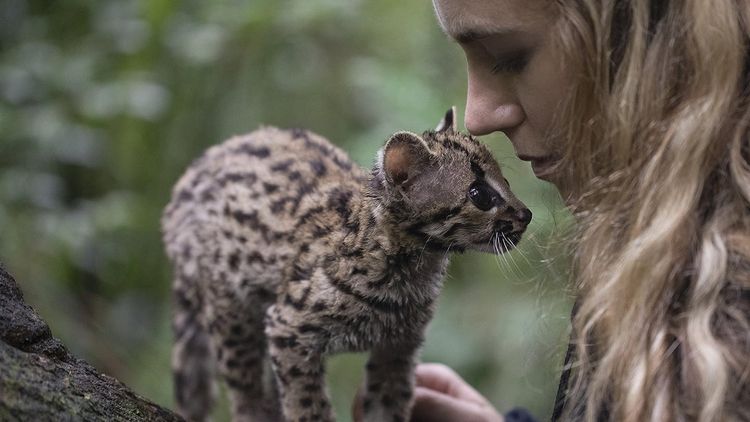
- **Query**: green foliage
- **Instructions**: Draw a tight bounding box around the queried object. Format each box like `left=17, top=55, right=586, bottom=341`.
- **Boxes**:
left=0, top=0, right=573, bottom=420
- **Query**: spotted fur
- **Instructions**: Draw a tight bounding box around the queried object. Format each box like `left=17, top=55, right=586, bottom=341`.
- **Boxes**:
left=162, top=109, right=531, bottom=422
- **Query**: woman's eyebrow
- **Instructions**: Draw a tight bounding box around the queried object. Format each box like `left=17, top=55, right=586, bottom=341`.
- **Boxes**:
left=446, top=27, right=523, bottom=44
left=454, top=30, right=490, bottom=43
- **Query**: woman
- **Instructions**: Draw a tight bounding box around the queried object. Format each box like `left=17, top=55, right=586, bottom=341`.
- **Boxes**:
left=357, top=0, right=750, bottom=420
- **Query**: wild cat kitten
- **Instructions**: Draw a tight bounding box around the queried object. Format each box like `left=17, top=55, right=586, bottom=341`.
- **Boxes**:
left=162, top=108, right=532, bottom=422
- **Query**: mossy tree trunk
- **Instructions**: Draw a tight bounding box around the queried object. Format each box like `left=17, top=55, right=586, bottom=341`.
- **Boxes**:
left=0, top=264, right=183, bottom=421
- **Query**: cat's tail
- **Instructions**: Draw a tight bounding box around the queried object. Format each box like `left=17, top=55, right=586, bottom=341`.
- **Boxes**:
left=171, top=275, right=216, bottom=422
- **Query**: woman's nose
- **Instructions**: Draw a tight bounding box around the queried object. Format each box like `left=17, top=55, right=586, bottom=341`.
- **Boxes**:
left=464, top=67, right=525, bottom=136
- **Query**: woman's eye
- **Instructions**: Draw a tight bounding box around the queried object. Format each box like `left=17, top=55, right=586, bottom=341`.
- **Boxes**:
left=491, top=51, right=529, bottom=74
left=468, top=182, right=495, bottom=211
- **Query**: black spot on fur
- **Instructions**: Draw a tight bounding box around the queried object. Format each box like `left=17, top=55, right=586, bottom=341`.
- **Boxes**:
left=292, top=263, right=312, bottom=281
left=271, top=197, right=291, bottom=213
left=263, top=182, right=279, bottom=194
left=199, top=189, right=215, bottom=202
left=295, top=206, right=326, bottom=228
left=312, top=225, right=330, bottom=237
left=332, top=155, right=353, bottom=171
left=290, top=182, right=317, bottom=215
left=270, top=335, right=299, bottom=349
left=284, top=287, right=311, bottom=310
left=228, top=251, right=240, bottom=271
left=234, top=144, right=270, bottom=158
left=298, top=324, right=323, bottom=334
left=220, top=172, right=258, bottom=186
left=381, top=394, right=395, bottom=407
left=180, top=244, right=192, bottom=260
left=271, top=159, right=294, bottom=173
left=176, top=189, right=194, bottom=202
left=290, top=128, right=309, bottom=140
left=225, top=377, right=255, bottom=391
left=341, top=248, right=364, bottom=257
left=309, top=159, right=327, bottom=177
left=256, top=288, right=276, bottom=302
left=427, top=204, right=463, bottom=224
left=327, top=188, right=353, bottom=219
left=245, top=252, right=264, bottom=265
left=230, top=208, right=256, bottom=225
left=173, top=371, right=189, bottom=403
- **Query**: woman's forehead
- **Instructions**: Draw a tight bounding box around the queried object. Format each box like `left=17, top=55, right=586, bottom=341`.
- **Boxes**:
left=432, top=0, right=554, bottom=41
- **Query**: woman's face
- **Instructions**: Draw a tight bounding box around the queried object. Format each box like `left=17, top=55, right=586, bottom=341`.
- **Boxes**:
left=432, top=0, right=569, bottom=182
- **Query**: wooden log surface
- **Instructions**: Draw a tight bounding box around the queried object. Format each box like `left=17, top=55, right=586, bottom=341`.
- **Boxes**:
left=0, top=264, right=183, bottom=421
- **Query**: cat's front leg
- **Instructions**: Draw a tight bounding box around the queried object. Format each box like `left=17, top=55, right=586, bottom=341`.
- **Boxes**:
left=362, top=342, right=421, bottom=422
left=265, top=304, right=334, bottom=422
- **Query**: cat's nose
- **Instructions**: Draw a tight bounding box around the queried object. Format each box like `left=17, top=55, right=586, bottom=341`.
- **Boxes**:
left=516, top=208, right=532, bottom=225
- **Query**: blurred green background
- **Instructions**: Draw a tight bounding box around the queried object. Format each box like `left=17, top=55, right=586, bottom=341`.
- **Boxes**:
left=0, top=0, right=574, bottom=420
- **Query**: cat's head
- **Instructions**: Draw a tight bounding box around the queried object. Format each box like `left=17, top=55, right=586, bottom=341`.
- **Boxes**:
left=373, top=107, right=531, bottom=254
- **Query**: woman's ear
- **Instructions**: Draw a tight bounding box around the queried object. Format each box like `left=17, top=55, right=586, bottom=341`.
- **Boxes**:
left=435, top=106, right=457, bottom=133
left=380, top=131, right=433, bottom=187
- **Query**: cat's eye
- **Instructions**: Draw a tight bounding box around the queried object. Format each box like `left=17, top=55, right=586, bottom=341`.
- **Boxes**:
left=468, top=182, right=495, bottom=211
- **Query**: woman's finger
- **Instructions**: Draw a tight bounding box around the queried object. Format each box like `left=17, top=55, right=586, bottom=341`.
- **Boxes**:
left=351, top=382, right=365, bottom=422
left=415, top=363, right=491, bottom=406
left=411, top=386, right=502, bottom=422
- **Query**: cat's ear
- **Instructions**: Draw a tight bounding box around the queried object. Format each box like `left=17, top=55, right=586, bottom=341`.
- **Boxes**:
left=380, top=131, right=433, bottom=187
left=435, top=106, right=457, bottom=133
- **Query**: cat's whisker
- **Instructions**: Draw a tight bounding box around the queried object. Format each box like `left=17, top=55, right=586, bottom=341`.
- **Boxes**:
left=491, top=234, right=507, bottom=271
left=418, top=234, right=434, bottom=269
left=512, top=238, right=533, bottom=266
left=501, top=232, right=526, bottom=279
left=443, top=241, right=456, bottom=262
left=496, top=235, right=517, bottom=277
left=509, top=238, right=529, bottom=278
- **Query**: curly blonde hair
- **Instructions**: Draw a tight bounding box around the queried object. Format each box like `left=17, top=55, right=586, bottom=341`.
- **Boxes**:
left=550, top=0, right=750, bottom=420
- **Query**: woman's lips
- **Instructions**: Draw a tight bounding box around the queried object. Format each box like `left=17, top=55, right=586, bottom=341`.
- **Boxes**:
left=517, top=154, right=557, bottom=180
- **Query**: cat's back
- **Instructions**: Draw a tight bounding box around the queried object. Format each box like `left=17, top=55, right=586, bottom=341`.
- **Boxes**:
left=162, top=126, right=365, bottom=269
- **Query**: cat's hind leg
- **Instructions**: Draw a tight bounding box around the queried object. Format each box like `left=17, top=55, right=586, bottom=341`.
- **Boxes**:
left=206, top=286, right=279, bottom=422
left=172, top=275, right=217, bottom=422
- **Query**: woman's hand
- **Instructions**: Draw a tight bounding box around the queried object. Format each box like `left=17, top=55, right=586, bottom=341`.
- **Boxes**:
left=352, top=363, right=504, bottom=422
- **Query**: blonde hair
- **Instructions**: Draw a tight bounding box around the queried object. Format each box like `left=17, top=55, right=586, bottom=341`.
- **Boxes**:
left=550, top=0, right=750, bottom=420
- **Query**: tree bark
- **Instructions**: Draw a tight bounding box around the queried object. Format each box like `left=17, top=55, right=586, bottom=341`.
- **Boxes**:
left=0, top=264, right=183, bottom=421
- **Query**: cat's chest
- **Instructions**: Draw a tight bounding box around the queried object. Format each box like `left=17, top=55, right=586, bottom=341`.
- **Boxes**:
left=316, top=262, right=444, bottom=353
left=323, top=301, right=436, bottom=354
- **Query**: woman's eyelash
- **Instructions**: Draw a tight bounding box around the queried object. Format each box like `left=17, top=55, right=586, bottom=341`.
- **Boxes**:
left=491, top=53, right=530, bottom=74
